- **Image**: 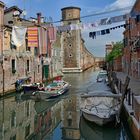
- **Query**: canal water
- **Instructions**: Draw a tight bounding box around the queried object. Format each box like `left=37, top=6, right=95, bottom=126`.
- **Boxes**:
left=0, top=68, right=134, bottom=140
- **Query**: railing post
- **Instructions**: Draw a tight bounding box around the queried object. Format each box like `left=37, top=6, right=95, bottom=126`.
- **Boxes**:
left=131, top=92, right=134, bottom=110
left=119, top=80, right=122, bottom=93
left=128, top=88, right=131, bottom=105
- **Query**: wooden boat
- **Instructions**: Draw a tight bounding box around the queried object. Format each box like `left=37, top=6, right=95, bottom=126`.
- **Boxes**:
left=80, top=90, right=122, bottom=126
left=22, top=83, right=43, bottom=94
left=31, top=80, right=70, bottom=100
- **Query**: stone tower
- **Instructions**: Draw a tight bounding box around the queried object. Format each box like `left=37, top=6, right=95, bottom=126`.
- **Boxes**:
left=61, top=7, right=82, bottom=73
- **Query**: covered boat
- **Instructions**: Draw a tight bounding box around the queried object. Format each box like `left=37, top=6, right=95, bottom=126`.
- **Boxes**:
left=80, top=90, right=122, bottom=126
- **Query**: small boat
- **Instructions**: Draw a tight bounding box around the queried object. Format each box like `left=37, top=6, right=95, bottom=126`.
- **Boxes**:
left=80, top=90, right=122, bottom=126
left=32, top=80, right=70, bottom=100
left=22, top=83, right=44, bottom=94
left=96, top=70, right=108, bottom=83
left=13, top=77, right=32, bottom=92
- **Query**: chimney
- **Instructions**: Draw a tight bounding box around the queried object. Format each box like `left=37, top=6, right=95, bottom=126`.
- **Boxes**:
left=37, top=12, right=41, bottom=24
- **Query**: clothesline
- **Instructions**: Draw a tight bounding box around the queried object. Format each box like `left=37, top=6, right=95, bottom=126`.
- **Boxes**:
left=89, top=24, right=125, bottom=39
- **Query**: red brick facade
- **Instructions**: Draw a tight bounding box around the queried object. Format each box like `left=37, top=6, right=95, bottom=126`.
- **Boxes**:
left=123, top=0, right=140, bottom=78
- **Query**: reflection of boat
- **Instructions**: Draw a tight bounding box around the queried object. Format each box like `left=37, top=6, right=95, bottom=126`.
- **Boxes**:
left=79, top=116, right=120, bottom=140
left=32, top=80, right=70, bottom=100
left=80, top=90, right=122, bottom=126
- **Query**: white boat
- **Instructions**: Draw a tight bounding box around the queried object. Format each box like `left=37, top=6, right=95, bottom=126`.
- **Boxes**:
left=80, top=90, right=122, bottom=126
left=31, top=80, right=70, bottom=100
left=96, top=70, right=108, bottom=83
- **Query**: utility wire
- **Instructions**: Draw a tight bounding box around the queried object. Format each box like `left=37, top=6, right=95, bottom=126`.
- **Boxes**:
left=52, top=6, right=132, bottom=23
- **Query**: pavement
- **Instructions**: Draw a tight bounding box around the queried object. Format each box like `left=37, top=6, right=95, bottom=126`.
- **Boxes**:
left=116, top=72, right=140, bottom=96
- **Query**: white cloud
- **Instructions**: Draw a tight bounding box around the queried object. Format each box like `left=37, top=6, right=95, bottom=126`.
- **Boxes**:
left=105, top=0, right=136, bottom=11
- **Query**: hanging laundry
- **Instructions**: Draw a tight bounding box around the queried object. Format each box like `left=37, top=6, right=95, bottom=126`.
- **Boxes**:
left=101, top=30, right=106, bottom=35
left=89, top=32, right=93, bottom=38
left=70, top=24, right=80, bottom=30
left=57, top=25, right=71, bottom=32
left=99, top=18, right=110, bottom=25
left=111, top=14, right=127, bottom=23
left=27, top=27, right=38, bottom=47
left=38, top=27, right=47, bottom=55
left=106, top=29, right=110, bottom=34
left=48, top=26, right=56, bottom=42
left=11, top=26, right=27, bottom=47
left=96, top=31, right=101, bottom=36
left=89, top=32, right=96, bottom=39
left=89, top=23, right=125, bottom=39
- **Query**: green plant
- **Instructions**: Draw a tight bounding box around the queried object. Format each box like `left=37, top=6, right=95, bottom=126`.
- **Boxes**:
left=106, top=41, right=123, bottom=62
left=127, top=116, right=133, bottom=126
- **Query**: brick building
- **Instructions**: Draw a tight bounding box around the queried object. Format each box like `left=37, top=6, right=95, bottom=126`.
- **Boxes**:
left=123, top=0, right=140, bottom=78
left=61, top=7, right=95, bottom=73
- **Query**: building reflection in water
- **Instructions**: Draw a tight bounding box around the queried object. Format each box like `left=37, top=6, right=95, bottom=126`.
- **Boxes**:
left=0, top=95, right=63, bottom=140
left=34, top=99, right=62, bottom=140
left=61, top=95, right=81, bottom=140
left=0, top=94, right=81, bottom=140
left=0, top=95, right=35, bottom=140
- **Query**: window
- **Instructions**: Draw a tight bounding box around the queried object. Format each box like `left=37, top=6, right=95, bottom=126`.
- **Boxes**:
left=26, top=33, right=30, bottom=51
left=27, top=60, right=30, bottom=72
left=34, top=47, right=39, bottom=56
left=11, top=59, right=16, bottom=74
left=38, top=65, right=40, bottom=73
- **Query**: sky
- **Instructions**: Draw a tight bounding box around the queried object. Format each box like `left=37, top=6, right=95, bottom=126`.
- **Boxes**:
left=3, top=0, right=136, bottom=57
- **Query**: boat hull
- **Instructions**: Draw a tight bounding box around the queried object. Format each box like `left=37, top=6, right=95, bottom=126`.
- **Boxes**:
left=80, top=90, right=122, bottom=126
left=32, top=85, right=69, bottom=100
left=81, top=109, right=116, bottom=126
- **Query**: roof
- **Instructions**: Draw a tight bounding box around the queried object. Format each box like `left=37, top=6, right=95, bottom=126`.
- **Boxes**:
left=4, top=6, right=22, bottom=14
left=61, top=6, right=81, bottom=11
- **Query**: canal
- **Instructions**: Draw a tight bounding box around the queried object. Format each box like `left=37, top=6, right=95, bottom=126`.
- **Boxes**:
left=0, top=68, right=134, bottom=140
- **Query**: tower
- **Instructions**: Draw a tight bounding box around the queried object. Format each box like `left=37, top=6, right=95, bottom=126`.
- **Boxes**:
left=61, top=7, right=82, bottom=73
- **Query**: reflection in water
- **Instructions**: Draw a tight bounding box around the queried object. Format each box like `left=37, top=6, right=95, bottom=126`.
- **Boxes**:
left=61, top=95, right=80, bottom=140
left=0, top=96, right=36, bottom=140
left=80, top=116, right=120, bottom=140
left=0, top=68, right=133, bottom=140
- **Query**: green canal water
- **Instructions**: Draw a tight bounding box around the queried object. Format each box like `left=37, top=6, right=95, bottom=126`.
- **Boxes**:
left=0, top=68, right=134, bottom=140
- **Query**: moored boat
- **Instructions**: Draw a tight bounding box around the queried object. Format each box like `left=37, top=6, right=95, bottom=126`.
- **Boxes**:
left=80, top=90, right=122, bottom=126
left=31, top=80, right=70, bottom=100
